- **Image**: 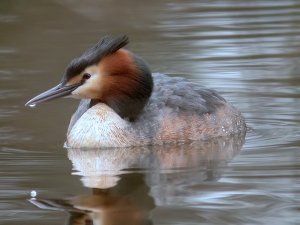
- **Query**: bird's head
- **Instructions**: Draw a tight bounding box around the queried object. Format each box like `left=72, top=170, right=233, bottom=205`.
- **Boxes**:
left=25, top=35, right=153, bottom=120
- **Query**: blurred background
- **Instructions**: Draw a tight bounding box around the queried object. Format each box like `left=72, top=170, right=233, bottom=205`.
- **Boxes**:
left=0, top=0, right=300, bottom=224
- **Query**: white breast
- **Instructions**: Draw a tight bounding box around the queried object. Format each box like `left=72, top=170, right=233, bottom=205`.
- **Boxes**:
left=66, top=103, right=141, bottom=148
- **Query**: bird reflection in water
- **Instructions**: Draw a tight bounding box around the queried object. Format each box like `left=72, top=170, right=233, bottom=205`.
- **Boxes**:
left=29, top=132, right=245, bottom=225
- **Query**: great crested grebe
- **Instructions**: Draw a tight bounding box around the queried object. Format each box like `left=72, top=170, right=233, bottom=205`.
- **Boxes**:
left=25, top=35, right=246, bottom=148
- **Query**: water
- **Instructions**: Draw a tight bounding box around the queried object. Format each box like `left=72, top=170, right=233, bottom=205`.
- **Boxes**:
left=28, top=104, right=36, bottom=108
left=1, top=0, right=300, bottom=224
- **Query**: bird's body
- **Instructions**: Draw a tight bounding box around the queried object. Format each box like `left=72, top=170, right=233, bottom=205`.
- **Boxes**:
left=67, top=73, right=245, bottom=148
left=26, top=35, right=246, bottom=148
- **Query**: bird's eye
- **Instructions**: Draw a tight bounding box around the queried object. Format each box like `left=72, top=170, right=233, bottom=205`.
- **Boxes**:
left=82, top=73, right=91, bottom=80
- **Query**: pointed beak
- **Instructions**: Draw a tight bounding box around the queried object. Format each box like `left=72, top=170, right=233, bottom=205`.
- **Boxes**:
left=25, top=82, right=82, bottom=107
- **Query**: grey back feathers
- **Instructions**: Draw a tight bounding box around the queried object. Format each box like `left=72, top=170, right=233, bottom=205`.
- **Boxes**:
left=147, top=73, right=226, bottom=115
left=62, top=35, right=129, bottom=83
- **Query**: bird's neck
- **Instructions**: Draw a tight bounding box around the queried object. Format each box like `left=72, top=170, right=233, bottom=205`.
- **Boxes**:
left=92, top=51, right=153, bottom=121
left=92, top=73, right=153, bottom=121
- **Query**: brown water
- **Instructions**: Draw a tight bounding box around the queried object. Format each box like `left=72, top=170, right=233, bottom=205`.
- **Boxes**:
left=1, top=1, right=300, bottom=224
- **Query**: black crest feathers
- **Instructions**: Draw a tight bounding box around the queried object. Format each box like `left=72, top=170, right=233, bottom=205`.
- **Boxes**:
left=63, top=35, right=129, bottom=82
